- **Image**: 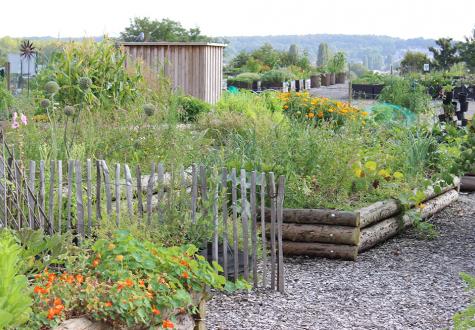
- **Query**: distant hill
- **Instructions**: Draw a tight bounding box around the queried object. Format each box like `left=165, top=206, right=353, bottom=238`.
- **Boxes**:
left=221, top=34, right=435, bottom=69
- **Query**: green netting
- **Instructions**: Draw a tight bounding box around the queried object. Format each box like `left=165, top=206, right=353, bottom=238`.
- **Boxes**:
left=365, top=102, right=416, bottom=126
left=227, top=86, right=239, bottom=94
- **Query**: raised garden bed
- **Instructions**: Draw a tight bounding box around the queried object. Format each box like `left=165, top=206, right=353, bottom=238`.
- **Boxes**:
left=263, top=179, right=460, bottom=261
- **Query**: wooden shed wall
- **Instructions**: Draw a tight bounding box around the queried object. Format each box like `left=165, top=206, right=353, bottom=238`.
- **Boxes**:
left=123, top=44, right=224, bottom=104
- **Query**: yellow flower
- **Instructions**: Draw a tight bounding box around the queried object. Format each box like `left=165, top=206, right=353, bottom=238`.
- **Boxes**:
left=115, top=255, right=124, bottom=262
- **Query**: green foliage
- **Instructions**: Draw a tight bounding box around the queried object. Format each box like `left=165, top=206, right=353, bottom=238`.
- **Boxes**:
left=452, top=272, right=475, bottom=330
left=176, top=95, right=211, bottom=123
left=327, top=52, right=346, bottom=73
left=352, top=71, right=385, bottom=84
left=261, top=69, right=295, bottom=83
left=458, top=26, right=475, bottom=72
left=317, top=43, right=330, bottom=67
left=120, top=17, right=211, bottom=42
left=35, top=39, right=143, bottom=109
left=0, top=78, right=13, bottom=118
left=429, top=38, right=459, bottom=71
left=400, top=51, right=430, bottom=74
left=29, top=231, right=247, bottom=328
left=378, top=77, right=431, bottom=114
left=0, top=230, right=32, bottom=329
left=14, top=229, right=72, bottom=277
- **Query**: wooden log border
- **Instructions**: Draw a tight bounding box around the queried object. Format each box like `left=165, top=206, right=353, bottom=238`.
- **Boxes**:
left=270, top=179, right=460, bottom=261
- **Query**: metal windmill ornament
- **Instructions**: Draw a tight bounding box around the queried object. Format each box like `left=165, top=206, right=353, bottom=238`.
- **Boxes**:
left=20, top=40, right=36, bottom=95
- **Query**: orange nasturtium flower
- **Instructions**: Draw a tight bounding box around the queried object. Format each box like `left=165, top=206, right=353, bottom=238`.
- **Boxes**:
left=104, top=301, right=113, bottom=307
left=181, top=271, right=190, bottom=279
left=162, top=320, right=174, bottom=328
left=124, top=279, right=134, bottom=287
left=152, top=307, right=161, bottom=315
left=138, top=280, right=145, bottom=287
left=92, top=258, right=100, bottom=267
left=180, top=260, right=189, bottom=267
left=115, top=255, right=124, bottom=262
left=75, top=274, right=84, bottom=284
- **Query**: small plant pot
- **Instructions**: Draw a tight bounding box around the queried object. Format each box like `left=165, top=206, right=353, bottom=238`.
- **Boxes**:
left=460, top=101, right=469, bottom=112
left=456, top=111, right=465, bottom=121
left=305, top=79, right=311, bottom=90
left=330, top=73, right=336, bottom=85
left=438, top=114, right=447, bottom=122
left=443, top=91, right=454, bottom=104
left=321, top=73, right=331, bottom=86
left=336, top=72, right=346, bottom=84
left=290, top=80, right=296, bottom=91
left=458, top=92, right=467, bottom=103
left=310, top=75, right=321, bottom=88
left=461, top=119, right=468, bottom=126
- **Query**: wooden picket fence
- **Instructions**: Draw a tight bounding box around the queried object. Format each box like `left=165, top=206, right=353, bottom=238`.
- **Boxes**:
left=0, top=139, right=286, bottom=292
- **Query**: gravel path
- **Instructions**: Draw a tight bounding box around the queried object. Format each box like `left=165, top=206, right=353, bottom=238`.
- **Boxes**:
left=207, top=193, right=475, bottom=330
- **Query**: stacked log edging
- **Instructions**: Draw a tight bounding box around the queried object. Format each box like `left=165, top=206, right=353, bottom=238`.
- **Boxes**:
left=265, top=179, right=460, bottom=261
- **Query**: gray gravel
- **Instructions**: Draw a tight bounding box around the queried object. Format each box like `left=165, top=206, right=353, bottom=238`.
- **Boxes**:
left=207, top=194, right=475, bottom=330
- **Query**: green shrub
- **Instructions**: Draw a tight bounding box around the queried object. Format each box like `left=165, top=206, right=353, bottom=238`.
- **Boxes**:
left=176, top=95, right=211, bottom=122
left=231, top=72, right=261, bottom=84
left=378, top=77, right=432, bottom=114
left=261, top=69, right=296, bottom=84
left=352, top=71, right=385, bottom=84
left=0, top=230, right=32, bottom=328
left=0, top=78, right=13, bottom=119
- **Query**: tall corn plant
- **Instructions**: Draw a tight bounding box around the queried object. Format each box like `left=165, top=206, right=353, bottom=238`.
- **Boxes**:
left=35, top=38, right=144, bottom=110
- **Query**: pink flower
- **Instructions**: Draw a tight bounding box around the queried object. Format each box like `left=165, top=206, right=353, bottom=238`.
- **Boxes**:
left=12, top=112, right=18, bottom=121
left=20, top=113, right=27, bottom=125
left=11, top=120, right=19, bottom=129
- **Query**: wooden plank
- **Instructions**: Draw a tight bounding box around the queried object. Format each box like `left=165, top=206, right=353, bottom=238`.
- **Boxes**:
left=39, top=160, right=45, bottom=230
left=48, top=160, right=55, bottom=234
left=191, top=164, right=198, bottom=224
left=240, top=169, right=249, bottom=281
left=250, top=171, right=258, bottom=288
left=277, top=176, right=285, bottom=293
left=28, top=160, right=36, bottom=229
left=231, top=169, right=239, bottom=280
left=271, top=223, right=360, bottom=245
left=75, top=161, right=84, bottom=238
left=101, top=160, right=112, bottom=217
left=57, top=161, right=62, bottom=233
left=66, top=160, right=73, bottom=230
left=221, top=168, right=228, bottom=279
left=96, top=160, right=102, bottom=221
left=269, top=172, right=276, bottom=290
left=146, top=162, right=155, bottom=225
left=136, top=165, right=143, bottom=219
left=0, top=156, right=6, bottom=228
left=156, top=163, right=164, bottom=223
left=124, top=164, right=133, bottom=217
left=115, top=163, right=120, bottom=226
left=14, top=160, right=23, bottom=228
left=86, top=159, right=92, bottom=234
left=260, top=172, right=267, bottom=288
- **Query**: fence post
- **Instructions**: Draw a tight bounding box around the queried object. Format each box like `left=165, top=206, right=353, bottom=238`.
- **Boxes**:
left=124, top=164, right=133, bottom=218
left=96, top=160, right=102, bottom=222
left=75, top=160, right=84, bottom=239
left=156, top=163, right=164, bottom=223
left=250, top=171, right=258, bottom=288
left=28, top=160, right=36, bottom=229
left=57, top=160, right=62, bottom=233
left=240, top=169, right=249, bottom=281
left=86, top=159, right=92, bottom=234
left=48, top=160, right=55, bottom=234
left=115, top=163, right=120, bottom=226
left=260, top=172, right=267, bottom=288
left=231, top=169, right=238, bottom=280
left=277, top=176, right=285, bottom=293
left=269, top=172, right=277, bottom=290
left=66, top=160, right=74, bottom=231
left=39, top=160, right=45, bottom=230
left=136, top=165, right=143, bottom=220
left=221, top=168, right=228, bottom=280
left=146, top=162, right=155, bottom=225
left=102, top=160, right=112, bottom=217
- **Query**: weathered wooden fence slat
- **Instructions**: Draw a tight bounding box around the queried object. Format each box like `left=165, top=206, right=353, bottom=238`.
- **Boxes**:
left=48, top=160, right=55, bottom=234
left=28, top=160, right=36, bottom=229
left=269, top=172, right=277, bottom=290
left=136, top=165, right=143, bottom=219
left=231, top=169, right=239, bottom=279
left=124, top=164, right=133, bottom=218
left=240, top=169, right=249, bottom=281
left=146, top=162, right=155, bottom=225
left=156, top=163, right=164, bottom=223
left=75, top=161, right=84, bottom=238
left=250, top=171, right=258, bottom=288
left=102, top=160, right=112, bottom=217
left=66, top=160, right=73, bottom=231
left=115, top=164, right=120, bottom=226
left=96, top=160, right=102, bottom=222
left=86, top=159, right=92, bottom=234
left=221, top=168, right=229, bottom=280
left=191, top=164, right=198, bottom=224
left=260, top=172, right=268, bottom=288
left=39, top=160, right=45, bottom=230
left=57, top=160, right=62, bottom=233
left=277, top=176, right=285, bottom=293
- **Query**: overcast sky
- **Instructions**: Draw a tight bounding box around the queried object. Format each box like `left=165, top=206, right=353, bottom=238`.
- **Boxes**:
left=1, top=0, right=474, bottom=40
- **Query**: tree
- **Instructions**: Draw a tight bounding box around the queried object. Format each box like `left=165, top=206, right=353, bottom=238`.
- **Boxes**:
left=317, top=43, right=330, bottom=67
left=250, top=43, right=281, bottom=69
left=288, top=44, right=299, bottom=65
left=429, top=38, right=459, bottom=71
left=458, top=26, right=475, bottom=72
left=400, top=51, right=430, bottom=74
left=120, top=17, right=210, bottom=42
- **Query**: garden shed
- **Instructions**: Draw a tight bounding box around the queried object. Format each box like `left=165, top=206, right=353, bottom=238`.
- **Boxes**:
left=121, top=42, right=226, bottom=104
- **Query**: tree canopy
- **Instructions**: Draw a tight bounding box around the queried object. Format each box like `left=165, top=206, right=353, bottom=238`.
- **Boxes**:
left=400, top=51, right=430, bottom=74
left=429, top=38, right=459, bottom=71
left=120, top=17, right=211, bottom=42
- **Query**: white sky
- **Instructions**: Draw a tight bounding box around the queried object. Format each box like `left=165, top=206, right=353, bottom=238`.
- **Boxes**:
left=1, top=0, right=474, bottom=40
